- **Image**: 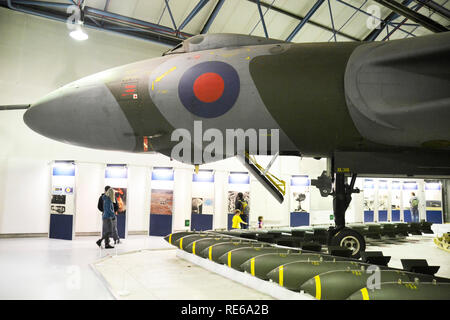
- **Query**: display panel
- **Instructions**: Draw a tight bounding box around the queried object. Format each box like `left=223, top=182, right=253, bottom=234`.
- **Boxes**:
left=290, top=175, right=310, bottom=213
left=104, top=164, right=128, bottom=239
left=377, top=180, right=389, bottom=221
left=150, top=189, right=174, bottom=215
left=192, top=170, right=215, bottom=215
left=402, top=181, right=418, bottom=222
left=425, top=181, right=443, bottom=224
left=363, top=179, right=375, bottom=222
left=149, top=167, right=174, bottom=236
left=391, top=181, right=402, bottom=221
left=49, top=161, right=76, bottom=240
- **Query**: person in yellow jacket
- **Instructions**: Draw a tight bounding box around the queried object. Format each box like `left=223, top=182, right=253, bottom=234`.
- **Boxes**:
left=232, top=209, right=248, bottom=229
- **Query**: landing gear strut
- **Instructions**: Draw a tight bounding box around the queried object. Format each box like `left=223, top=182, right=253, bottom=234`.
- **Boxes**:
left=312, top=170, right=366, bottom=258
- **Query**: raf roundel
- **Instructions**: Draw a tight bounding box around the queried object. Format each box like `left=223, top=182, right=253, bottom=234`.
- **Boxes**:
left=178, top=61, right=240, bottom=118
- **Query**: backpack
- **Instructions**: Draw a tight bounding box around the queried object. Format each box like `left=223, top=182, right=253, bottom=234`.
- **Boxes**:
left=239, top=200, right=249, bottom=215
left=411, top=198, right=419, bottom=207
left=97, top=195, right=103, bottom=212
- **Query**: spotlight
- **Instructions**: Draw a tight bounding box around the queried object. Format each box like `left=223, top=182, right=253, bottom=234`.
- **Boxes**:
left=69, top=25, right=88, bottom=41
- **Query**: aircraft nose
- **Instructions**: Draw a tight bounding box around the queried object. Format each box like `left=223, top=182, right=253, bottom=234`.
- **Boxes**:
left=24, top=82, right=137, bottom=151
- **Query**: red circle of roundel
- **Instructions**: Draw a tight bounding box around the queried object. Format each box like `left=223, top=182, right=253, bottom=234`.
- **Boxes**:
left=193, top=72, right=225, bottom=103
left=178, top=61, right=240, bottom=118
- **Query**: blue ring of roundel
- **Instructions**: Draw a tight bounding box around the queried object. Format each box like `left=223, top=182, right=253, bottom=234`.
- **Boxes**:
left=178, top=61, right=240, bottom=118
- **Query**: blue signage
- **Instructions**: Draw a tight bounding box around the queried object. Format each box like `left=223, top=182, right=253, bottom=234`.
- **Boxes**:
left=228, top=172, right=250, bottom=184
left=290, top=175, right=310, bottom=187
left=193, top=170, right=214, bottom=183
left=403, top=182, right=418, bottom=190
left=52, top=162, right=75, bottom=176
left=425, top=183, right=441, bottom=191
left=105, top=165, right=128, bottom=179
left=364, top=179, right=375, bottom=189
left=152, top=168, right=174, bottom=181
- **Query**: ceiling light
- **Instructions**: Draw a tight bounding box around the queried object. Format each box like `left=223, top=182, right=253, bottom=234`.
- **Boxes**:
left=69, top=26, right=88, bottom=41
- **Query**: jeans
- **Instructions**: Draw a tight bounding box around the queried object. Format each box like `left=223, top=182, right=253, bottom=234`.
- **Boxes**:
left=111, top=217, right=119, bottom=241
left=101, top=218, right=113, bottom=245
left=411, top=207, right=420, bottom=223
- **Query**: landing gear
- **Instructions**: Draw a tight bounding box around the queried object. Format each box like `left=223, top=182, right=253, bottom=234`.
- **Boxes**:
left=329, top=227, right=365, bottom=258
left=312, top=170, right=366, bottom=258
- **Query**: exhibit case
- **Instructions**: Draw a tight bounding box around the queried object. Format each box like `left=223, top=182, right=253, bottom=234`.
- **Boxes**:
left=402, top=181, right=418, bottom=222
left=391, top=181, right=402, bottom=222
left=149, top=167, right=174, bottom=236
left=290, top=175, right=310, bottom=227
left=49, top=161, right=76, bottom=240
left=105, top=164, right=128, bottom=239
left=424, top=181, right=443, bottom=224
left=363, top=179, right=375, bottom=222
left=377, top=180, right=389, bottom=222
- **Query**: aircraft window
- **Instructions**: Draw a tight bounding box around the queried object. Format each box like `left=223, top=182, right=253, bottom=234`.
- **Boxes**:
left=162, top=43, right=185, bottom=56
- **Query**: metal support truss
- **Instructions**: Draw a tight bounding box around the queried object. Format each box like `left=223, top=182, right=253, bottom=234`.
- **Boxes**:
left=285, top=0, right=325, bottom=42
left=373, top=0, right=448, bottom=32
left=200, top=0, right=224, bottom=34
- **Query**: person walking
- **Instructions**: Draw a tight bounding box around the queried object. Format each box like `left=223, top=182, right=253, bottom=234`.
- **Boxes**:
left=98, top=186, right=120, bottom=244
left=96, top=187, right=116, bottom=249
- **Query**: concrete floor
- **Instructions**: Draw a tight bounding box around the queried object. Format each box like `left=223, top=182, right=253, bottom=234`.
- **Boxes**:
left=366, top=235, right=450, bottom=279
left=0, top=235, right=172, bottom=299
left=92, top=249, right=274, bottom=300
left=0, top=233, right=449, bottom=299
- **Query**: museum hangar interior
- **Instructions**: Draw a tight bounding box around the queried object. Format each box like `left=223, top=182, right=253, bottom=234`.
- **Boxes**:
left=0, top=0, right=449, bottom=301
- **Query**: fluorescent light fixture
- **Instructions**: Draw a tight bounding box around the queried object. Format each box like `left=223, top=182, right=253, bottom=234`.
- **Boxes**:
left=70, top=28, right=88, bottom=41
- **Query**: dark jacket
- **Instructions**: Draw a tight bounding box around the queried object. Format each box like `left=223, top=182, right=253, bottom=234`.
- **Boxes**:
left=98, top=193, right=118, bottom=212
left=235, top=197, right=243, bottom=212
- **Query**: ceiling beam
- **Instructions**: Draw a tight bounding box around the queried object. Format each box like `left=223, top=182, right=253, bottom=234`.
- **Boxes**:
left=0, top=1, right=184, bottom=46
left=256, top=0, right=269, bottom=38
left=414, top=0, right=450, bottom=20
left=373, top=0, right=448, bottom=32
left=163, top=0, right=177, bottom=31
left=178, top=0, right=209, bottom=31
left=200, top=0, right=224, bottom=34
left=382, top=2, right=424, bottom=40
left=286, top=0, right=325, bottom=42
left=364, top=0, right=414, bottom=41
left=246, top=0, right=360, bottom=41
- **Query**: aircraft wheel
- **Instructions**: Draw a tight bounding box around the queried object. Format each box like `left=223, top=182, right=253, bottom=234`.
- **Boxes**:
left=330, top=228, right=366, bottom=259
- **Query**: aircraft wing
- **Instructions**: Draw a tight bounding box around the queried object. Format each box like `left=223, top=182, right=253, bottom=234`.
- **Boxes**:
left=0, top=105, right=31, bottom=110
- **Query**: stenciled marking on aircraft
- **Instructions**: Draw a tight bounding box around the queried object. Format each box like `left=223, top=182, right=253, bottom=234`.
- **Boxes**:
left=152, top=66, right=177, bottom=91
left=178, top=61, right=240, bottom=118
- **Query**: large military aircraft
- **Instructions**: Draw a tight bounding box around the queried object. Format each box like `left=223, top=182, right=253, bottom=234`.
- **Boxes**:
left=3, top=32, right=450, bottom=257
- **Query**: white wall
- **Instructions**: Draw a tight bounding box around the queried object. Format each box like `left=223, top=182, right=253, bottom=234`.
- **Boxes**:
left=74, top=163, right=104, bottom=233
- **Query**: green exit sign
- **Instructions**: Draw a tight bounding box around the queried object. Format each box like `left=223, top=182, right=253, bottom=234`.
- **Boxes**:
left=329, top=214, right=334, bottom=220
left=185, top=220, right=190, bottom=227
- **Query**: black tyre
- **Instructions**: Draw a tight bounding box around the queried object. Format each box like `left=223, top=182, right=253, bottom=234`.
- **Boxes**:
left=330, top=228, right=366, bottom=259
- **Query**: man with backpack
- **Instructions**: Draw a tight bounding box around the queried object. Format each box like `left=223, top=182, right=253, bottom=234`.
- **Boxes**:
left=96, top=187, right=116, bottom=249
left=410, top=192, right=420, bottom=223
left=235, top=193, right=249, bottom=229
